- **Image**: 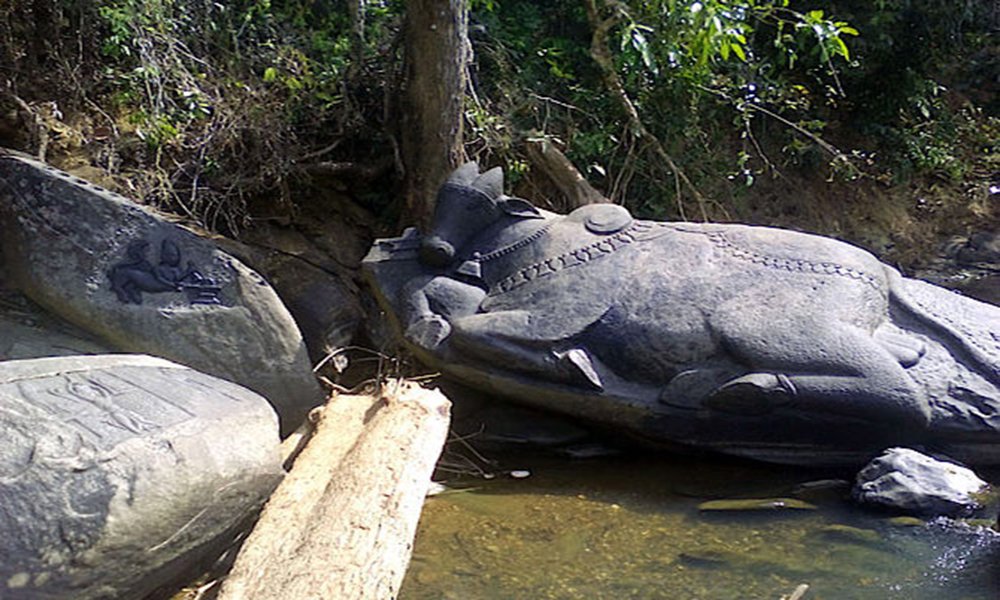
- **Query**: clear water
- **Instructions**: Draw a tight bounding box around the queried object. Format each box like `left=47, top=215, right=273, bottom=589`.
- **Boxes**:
left=400, top=454, right=1000, bottom=600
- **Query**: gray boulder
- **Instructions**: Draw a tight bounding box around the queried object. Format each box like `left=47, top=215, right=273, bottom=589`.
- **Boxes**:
left=215, top=233, right=363, bottom=362
left=0, top=153, right=322, bottom=432
left=853, top=447, right=989, bottom=516
left=0, top=354, right=283, bottom=599
left=364, top=163, right=1000, bottom=466
left=0, top=261, right=112, bottom=360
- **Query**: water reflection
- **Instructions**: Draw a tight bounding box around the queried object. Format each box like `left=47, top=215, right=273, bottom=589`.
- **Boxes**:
left=401, top=454, right=999, bottom=599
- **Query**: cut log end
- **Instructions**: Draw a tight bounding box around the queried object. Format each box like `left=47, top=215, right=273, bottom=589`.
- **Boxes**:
left=217, top=380, right=451, bottom=600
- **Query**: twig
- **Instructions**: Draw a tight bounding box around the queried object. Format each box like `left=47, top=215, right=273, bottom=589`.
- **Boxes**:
left=297, top=138, right=344, bottom=163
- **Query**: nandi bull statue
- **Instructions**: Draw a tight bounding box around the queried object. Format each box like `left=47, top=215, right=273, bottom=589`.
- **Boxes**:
left=363, top=163, right=1000, bottom=465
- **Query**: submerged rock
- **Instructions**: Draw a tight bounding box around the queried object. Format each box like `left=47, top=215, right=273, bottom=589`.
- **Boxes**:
left=0, top=153, right=322, bottom=433
left=0, top=354, right=283, bottom=599
left=815, top=524, right=882, bottom=546
left=697, top=498, right=817, bottom=512
left=852, top=447, right=989, bottom=516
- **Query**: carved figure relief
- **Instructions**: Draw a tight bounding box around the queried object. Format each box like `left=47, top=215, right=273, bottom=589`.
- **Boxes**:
left=108, top=239, right=222, bottom=305
left=363, top=163, right=1000, bottom=465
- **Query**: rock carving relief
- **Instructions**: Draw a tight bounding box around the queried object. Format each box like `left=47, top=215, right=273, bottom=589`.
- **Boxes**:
left=108, top=239, right=222, bottom=305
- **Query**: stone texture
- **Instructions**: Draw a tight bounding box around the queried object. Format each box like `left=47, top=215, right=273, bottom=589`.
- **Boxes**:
left=0, top=154, right=322, bottom=432
left=364, top=163, right=1000, bottom=466
left=215, top=234, right=363, bottom=363
left=853, top=447, right=989, bottom=516
left=0, top=261, right=112, bottom=361
left=0, top=354, right=283, bottom=599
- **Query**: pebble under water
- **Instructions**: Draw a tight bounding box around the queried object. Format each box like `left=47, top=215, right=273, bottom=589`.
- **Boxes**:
left=400, top=453, right=1000, bottom=600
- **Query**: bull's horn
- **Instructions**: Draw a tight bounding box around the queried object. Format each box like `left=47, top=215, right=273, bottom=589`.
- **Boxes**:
left=471, top=166, right=504, bottom=200
left=447, top=162, right=480, bottom=185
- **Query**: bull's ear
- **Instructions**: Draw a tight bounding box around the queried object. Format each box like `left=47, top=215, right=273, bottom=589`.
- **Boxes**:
left=500, top=196, right=544, bottom=219
left=471, top=166, right=504, bottom=200
left=448, top=162, right=480, bottom=185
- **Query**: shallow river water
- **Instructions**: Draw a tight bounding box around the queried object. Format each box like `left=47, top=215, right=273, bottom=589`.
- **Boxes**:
left=400, top=453, right=1000, bottom=600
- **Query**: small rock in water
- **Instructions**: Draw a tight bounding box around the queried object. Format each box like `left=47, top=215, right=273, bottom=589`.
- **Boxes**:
left=852, top=447, right=989, bottom=517
left=509, top=469, right=531, bottom=479
left=697, top=497, right=817, bottom=512
left=816, top=524, right=882, bottom=546
left=556, top=442, right=622, bottom=459
left=886, top=516, right=926, bottom=528
left=677, top=550, right=732, bottom=568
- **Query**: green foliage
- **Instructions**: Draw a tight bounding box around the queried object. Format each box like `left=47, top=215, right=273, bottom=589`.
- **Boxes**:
left=0, top=0, right=406, bottom=232
left=466, top=0, right=995, bottom=220
left=0, top=0, right=992, bottom=233
left=468, top=0, right=866, bottom=217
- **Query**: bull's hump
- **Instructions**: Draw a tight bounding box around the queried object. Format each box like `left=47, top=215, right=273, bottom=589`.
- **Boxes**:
left=566, top=203, right=634, bottom=234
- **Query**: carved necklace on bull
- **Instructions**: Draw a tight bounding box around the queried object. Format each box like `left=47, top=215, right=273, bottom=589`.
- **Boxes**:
left=442, top=184, right=651, bottom=296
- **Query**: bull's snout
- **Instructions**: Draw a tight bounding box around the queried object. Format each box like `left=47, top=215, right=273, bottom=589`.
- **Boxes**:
left=420, top=236, right=455, bottom=267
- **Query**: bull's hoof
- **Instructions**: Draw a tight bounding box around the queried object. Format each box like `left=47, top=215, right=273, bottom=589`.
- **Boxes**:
left=406, top=315, right=452, bottom=349
left=555, top=348, right=604, bottom=391
left=874, top=330, right=927, bottom=368
left=703, top=373, right=796, bottom=415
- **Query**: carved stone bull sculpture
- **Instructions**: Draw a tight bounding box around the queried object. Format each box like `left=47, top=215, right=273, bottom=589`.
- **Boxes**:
left=363, top=163, right=1000, bottom=465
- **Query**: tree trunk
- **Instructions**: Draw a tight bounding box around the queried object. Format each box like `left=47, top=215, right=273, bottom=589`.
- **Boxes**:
left=401, top=0, right=470, bottom=228
left=216, top=382, right=451, bottom=600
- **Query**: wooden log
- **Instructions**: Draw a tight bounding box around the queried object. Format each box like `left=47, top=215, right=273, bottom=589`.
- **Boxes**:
left=216, top=380, right=451, bottom=600
left=525, top=136, right=606, bottom=210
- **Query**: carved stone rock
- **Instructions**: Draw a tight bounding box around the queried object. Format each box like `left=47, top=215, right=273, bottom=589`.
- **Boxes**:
left=363, top=163, right=1000, bottom=466
left=0, top=354, right=283, bottom=599
left=0, top=154, right=323, bottom=433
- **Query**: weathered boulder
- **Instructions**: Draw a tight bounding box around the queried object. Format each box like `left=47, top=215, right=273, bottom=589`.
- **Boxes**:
left=852, top=447, right=989, bottom=516
left=0, top=261, right=111, bottom=360
left=214, top=233, right=363, bottom=362
left=0, top=354, right=283, bottom=599
left=364, top=163, right=1000, bottom=466
left=0, top=153, right=322, bottom=432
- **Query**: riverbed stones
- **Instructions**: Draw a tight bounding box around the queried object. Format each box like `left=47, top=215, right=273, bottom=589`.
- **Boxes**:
left=0, top=153, right=322, bottom=432
left=0, top=354, right=284, bottom=600
left=852, top=447, right=990, bottom=516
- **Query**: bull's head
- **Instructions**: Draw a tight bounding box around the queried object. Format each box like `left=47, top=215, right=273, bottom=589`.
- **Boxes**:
left=420, top=163, right=542, bottom=268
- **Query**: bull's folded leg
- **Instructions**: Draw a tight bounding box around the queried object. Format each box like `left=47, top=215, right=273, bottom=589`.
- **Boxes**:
left=447, top=311, right=604, bottom=389
left=709, top=312, right=931, bottom=427
left=702, top=373, right=796, bottom=415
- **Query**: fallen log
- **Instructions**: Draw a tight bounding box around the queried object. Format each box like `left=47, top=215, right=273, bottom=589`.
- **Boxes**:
left=524, top=136, right=606, bottom=210
left=216, top=380, right=451, bottom=600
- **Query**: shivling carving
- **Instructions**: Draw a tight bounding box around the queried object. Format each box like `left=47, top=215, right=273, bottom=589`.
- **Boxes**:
left=108, top=239, right=222, bottom=305
left=364, top=163, right=1000, bottom=466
